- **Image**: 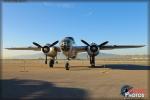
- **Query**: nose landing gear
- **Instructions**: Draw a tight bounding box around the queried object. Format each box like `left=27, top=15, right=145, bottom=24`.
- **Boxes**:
left=65, top=59, right=70, bottom=70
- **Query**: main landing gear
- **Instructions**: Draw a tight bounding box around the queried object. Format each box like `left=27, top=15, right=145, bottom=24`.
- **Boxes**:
left=90, top=56, right=95, bottom=67
left=49, top=59, right=54, bottom=68
left=46, top=57, right=70, bottom=70
left=65, top=59, right=70, bottom=70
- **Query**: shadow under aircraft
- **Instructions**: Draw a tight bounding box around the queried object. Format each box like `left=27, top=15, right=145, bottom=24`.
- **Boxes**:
left=94, top=64, right=150, bottom=70
left=1, top=79, right=89, bottom=100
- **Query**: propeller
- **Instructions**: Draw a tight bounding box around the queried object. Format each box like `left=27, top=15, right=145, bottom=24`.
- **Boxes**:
left=81, top=40, right=90, bottom=46
left=33, top=40, right=59, bottom=64
left=81, top=40, right=109, bottom=49
left=49, top=40, right=59, bottom=47
left=81, top=39, right=98, bottom=53
left=33, top=40, right=59, bottom=48
left=99, top=41, right=109, bottom=48
left=33, top=42, right=42, bottom=48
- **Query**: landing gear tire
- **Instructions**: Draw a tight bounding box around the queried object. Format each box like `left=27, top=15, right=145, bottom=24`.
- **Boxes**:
left=49, top=59, right=54, bottom=68
left=91, top=63, right=95, bottom=68
left=65, top=63, right=70, bottom=70
left=45, top=60, right=47, bottom=64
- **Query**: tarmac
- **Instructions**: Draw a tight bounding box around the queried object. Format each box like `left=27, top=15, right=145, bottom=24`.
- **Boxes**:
left=1, top=59, right=149, bottom=99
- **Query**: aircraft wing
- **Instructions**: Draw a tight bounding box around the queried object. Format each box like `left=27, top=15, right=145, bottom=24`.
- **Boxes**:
left=74, top=45, right=145, bottom=52
left=74, top=46, right=87, bottom=53
left=5, top=46, right=61, bottom=52
left=5, top=47, right=41, bottom=51
left=101, top=45, right=145, bottom=50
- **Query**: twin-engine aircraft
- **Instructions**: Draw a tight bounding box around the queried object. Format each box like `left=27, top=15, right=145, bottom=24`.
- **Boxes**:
left=6, top=37, right=144, bottom=70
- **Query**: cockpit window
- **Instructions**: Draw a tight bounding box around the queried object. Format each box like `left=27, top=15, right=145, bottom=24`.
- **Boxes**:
left=65, top=37, right=74, bottom=41
left=64, top=39, right=71, bottom=44
left=67, top=37, right=74, bottom=41
left=60, top=37, right=75, bottom=45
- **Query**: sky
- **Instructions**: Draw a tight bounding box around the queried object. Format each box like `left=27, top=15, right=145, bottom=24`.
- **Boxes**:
left=2, top=2, right=148, bottom=58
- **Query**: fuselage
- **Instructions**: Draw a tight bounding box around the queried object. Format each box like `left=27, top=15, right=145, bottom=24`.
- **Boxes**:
left=59, top=37, right=77, bottom=59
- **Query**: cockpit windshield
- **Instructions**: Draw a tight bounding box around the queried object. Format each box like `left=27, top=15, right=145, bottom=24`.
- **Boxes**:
left=65, top=37, right=75, bottom=44
left=66, top=37, right=74, bottom=41
left=61, top=37, right=75, bottom=45
left=64, top=39, right=70, bottom=44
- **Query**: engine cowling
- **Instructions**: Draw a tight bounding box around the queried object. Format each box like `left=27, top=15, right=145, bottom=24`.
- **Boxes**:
left=42, top=46, right=57, bottom=57
left=87, top=43, right=99, bottom=56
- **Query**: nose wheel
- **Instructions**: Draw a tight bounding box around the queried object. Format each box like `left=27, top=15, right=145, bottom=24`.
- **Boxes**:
left=49, top=59, right=54, bottom=68
left=65, top=58, right=70, bottom=70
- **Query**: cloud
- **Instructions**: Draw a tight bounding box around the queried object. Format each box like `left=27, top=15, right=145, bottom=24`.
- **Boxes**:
left=42, top=2, right=75, bottom=8
left=83, top=8, right=95, bottom=16
left=87, top=11, right=94, bottom=16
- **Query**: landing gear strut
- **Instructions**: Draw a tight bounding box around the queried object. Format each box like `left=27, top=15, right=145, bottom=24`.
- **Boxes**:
left=65, top=59, right=70, bottom=70
left=90, top=56, right=95, bottom=67
left=45, top=55, right=48, bottom=64
left=49, top=59, right=54, bottom=68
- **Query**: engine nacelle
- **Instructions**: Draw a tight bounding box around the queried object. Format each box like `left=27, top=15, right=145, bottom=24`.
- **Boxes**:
left=87, top=43, right=99, bottom=56
left=42, top=46, right=57, bottom=58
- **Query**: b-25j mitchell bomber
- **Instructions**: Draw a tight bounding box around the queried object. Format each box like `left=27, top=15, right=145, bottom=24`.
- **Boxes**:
left=6, top=37, right=145, bottom=70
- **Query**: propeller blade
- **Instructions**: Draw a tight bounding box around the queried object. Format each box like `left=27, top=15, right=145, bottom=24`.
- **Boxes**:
left=99, top=41, right=109, bottom=48
left=33, top=42, right=42, bottom=48
left=49, top=40, right=59, bottom=47
left=81, top=40, right=90, bottom=46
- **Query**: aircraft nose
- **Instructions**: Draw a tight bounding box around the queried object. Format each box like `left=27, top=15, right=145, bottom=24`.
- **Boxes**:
left=61, top=42, right=70, bottom=51
left=63, top=42, right=67, bottom=46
